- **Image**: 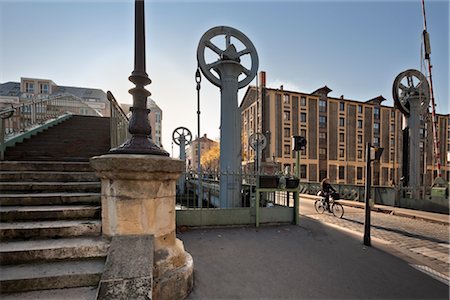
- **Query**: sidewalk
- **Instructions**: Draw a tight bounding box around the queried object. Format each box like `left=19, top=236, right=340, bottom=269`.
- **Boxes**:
left=300, top=193, right=449, bottom=225
left=179, top=221, right=449, bottom=299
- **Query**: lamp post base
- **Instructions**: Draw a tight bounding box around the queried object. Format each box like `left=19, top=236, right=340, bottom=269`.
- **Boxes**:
left=109, top=136, right=169, bottom=156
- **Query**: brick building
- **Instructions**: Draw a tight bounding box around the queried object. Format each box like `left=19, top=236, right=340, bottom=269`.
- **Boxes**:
left=241, top=71, right=449, bottom=186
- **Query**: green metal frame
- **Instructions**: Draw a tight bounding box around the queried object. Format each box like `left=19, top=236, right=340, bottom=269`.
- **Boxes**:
left=255, top=187, right=299, bottom=227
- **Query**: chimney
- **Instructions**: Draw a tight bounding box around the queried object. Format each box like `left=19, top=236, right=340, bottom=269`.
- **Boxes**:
left=259, top=71, right=266, bottom=88
left=340, top=95, right=344, bottom=99
left=280, top=85, right=283, bottom=90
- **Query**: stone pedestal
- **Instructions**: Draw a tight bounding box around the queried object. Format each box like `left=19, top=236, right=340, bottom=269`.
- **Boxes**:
left=90, top=154, right=193, bottom=300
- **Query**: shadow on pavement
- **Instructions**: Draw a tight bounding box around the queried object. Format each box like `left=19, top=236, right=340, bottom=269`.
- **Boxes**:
left=179, top=217, right=449, bottom=300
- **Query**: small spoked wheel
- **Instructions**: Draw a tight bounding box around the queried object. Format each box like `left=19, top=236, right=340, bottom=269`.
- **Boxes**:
left=331, top=203, right=344, bottom=218
left=314, top=199, right=325, bottom=214
left=172, top=127, right=192, bottom=145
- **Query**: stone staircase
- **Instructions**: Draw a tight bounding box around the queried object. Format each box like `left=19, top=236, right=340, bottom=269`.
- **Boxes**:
left=4, top=115, right=110, bottom=161
left=0, top=115, right=111, bottom=296
left=0, top=161, right=108, bottom=295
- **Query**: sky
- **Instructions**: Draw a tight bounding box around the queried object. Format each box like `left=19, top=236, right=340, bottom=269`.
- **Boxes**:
left=1, top=0, right=448, bottom=157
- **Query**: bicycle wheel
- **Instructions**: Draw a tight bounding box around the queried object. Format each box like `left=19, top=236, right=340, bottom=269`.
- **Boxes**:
left=314, top=199, right=325, bottom=214
left=332, top=203, right=344, bottom=218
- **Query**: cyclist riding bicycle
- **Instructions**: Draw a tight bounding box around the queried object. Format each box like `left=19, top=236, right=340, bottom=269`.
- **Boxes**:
left=321, top=178, right=336, bottom=212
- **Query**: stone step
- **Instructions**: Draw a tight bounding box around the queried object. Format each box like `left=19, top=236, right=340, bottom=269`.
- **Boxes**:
left=0, top=205, right=100, bottom=222
left=0, top=193, right=100, bottom=206
left=0, top=161, right=93, bottom=172
left=1, top=286, right=98, bottom=300
left=0, top=220, right=101, bottom=240
left=0, top=258, right=105, bottom=293
left=0, top=236, right=109, bottom=265
left=0, top=181, right=101, bottom=193
left=0, top=171, right=99, bottom=182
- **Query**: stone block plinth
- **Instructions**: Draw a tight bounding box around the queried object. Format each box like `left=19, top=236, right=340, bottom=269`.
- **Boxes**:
left=90, top=154, right=193, bottom=300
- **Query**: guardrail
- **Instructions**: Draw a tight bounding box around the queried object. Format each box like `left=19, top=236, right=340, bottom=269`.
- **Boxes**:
left=107, top=91, right=130, bottom=149
left=0, top=94, right=101, bottom=160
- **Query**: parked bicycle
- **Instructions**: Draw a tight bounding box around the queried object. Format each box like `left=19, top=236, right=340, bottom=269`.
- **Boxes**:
left=314, top=191, right=344, bottom=218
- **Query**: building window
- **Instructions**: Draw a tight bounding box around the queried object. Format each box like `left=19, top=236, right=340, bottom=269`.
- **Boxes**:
left=339, top=133, right=344, bottom=143
left=339, top=166, right=345, bottom=179
left=319, top=100, right=327, bottom=112
left=283, top=94, right=290, bottom=104
left=358, top=105, right=363, bottom=114
left=358, top=135, right=363, bottom=144
left=40, top=83, right=49, bottom=94
left=284, top=145, right=291, bottom=156
left=374, top=137, right=380, bottom=146
left=300, top=165, right=307, bottom=179
left=319, top=148, right=327, bottom=155
left=374, top=123, right=380, bottom=134
left=25, top=82, right=34, bottom=93
left=357, top=120, right=363, bottom=129
left=357, top=167, right=363, bottom=180
left=300, top=112, right=307, bottom=123
left=357, top=150, right=363, bottom=159
left=374, top=107, right=380, bottom=118
left=319, top=132, right=327, bottom=140
left=339, top=149, right=345, bottom=158
left=319, top=116, right=327, bottom=128
left=391, top=110, right=395, bottom=118
left=283, top=111, right=290, bottom=121
left=300, top=96, right=306, bottom=106
left=300, top=129, right=307, bottom=137
left=390, top=124, right=395, bottom=133
left=339, top=102, right=345, bottom=111
left=284, top=128, right=290, bottom=138
left=339, top=117, right=345, bottom=127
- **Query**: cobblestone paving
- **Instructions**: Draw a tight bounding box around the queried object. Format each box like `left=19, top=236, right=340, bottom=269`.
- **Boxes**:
left=304, top=209, right=449, bottom=284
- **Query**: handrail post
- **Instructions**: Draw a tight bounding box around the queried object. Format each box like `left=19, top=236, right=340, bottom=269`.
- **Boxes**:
left=0, top=118, right=5, bottom=160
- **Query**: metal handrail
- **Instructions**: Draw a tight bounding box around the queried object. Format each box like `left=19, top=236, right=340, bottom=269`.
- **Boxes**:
left=107, top=91, right=130, bottom=148
left=0, top=93, right=101, bottom=160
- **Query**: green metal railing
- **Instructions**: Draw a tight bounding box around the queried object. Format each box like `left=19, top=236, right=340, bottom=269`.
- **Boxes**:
left=0, top=94, right=101, bottom=160
left=107, top=91, right=130, bottom=149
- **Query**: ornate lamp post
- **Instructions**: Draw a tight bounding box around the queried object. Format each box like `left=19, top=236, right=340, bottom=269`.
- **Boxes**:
left=109, top=0, right=168, bottom=156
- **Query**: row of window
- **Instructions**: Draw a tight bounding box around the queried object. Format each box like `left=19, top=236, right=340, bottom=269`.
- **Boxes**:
left=25, top=82, right=49, bottom=94
left=281, top=94, right=387, bottom=118
left=292, top=164, right=366, bottom=181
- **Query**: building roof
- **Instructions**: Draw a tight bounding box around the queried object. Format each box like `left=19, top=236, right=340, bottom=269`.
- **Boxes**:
left=191, top=134, right=217, bottom=144
left=54, top=85, right=107, bottom=101
left=311, top=86, right=332, bottom=96
left=0, top=82, right=21, bottom=97
left=0, top=81, right=107, bottom=102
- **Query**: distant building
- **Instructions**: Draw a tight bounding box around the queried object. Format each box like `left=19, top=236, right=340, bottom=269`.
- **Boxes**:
left=120, top=98, right=163, bottom=148
left=0, top=77, right=109, bottom=116
left=187, top=134, right=218, bottom=171
left=240, top=71, right=450, bottom=186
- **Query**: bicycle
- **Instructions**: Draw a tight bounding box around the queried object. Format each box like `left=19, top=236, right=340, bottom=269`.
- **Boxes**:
left=314, top=192, right=344, bottom=218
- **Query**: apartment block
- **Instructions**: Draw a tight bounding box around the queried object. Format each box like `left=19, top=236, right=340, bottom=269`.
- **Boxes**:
left=241, top=71, right=450, bottom=186
left=0, top=77, right=110, bottom=117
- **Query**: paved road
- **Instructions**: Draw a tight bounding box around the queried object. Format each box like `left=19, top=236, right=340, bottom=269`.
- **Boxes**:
left=300, top=198, right=450, bottom=284
left=180, top=221, right=449, bottom=300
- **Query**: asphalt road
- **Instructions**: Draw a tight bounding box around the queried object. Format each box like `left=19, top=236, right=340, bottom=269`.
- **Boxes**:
left=179, top=218, right=449, bottom=300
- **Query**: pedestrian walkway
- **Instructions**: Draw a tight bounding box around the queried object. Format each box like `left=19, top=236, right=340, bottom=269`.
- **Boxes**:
left=179, top=221, right=449, bottom=299
left=300, top=194, right=449, bottom=286
left=300, top=193, right=449, bottom=225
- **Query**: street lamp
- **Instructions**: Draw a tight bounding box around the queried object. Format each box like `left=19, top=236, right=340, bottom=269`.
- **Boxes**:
left=109, top=0, right=168, bottom=156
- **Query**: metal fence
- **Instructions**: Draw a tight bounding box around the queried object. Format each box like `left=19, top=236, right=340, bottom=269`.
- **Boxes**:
left=0, top=94, right=101, bottom=160
left=107, top=91, right=130, bottom=149
left=176, top=171, right=300, bottom=209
